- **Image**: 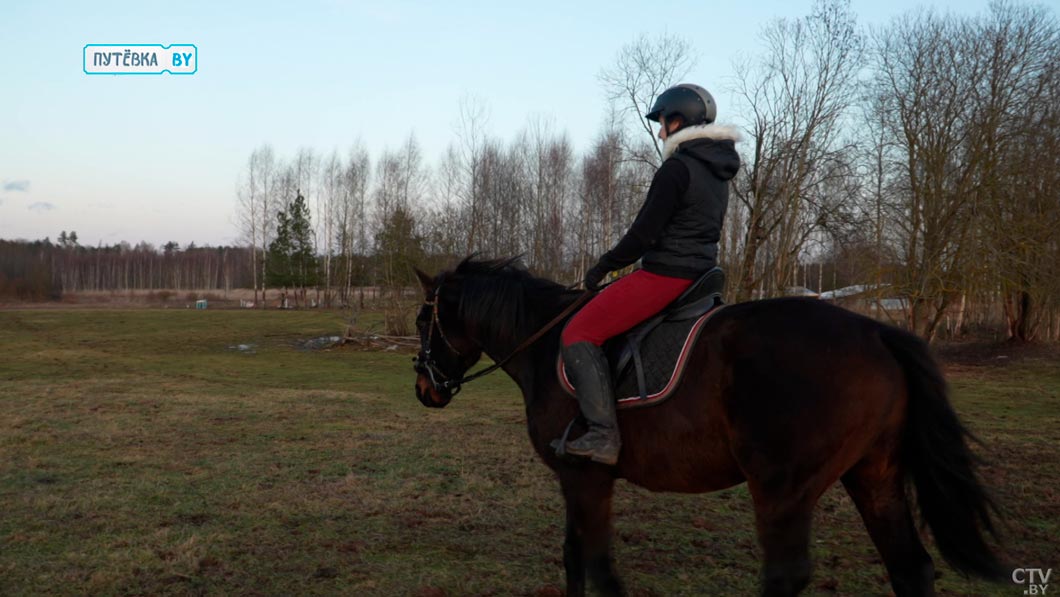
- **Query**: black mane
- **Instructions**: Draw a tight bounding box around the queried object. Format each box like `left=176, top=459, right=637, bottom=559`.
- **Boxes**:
left=442, top=256, right=579, bottom=346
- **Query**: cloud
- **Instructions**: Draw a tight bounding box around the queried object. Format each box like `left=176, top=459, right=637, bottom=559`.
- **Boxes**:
left=28, top=201, right=56, bottom=212
left=3, top=180, right=30, bottom=192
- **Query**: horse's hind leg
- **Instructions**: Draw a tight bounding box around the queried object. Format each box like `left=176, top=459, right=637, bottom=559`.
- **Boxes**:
left=841, top=443, right=936, bottom=597
left=559, top=469, right=626, bottom=597
left=749, top=486, right=815, bottom=597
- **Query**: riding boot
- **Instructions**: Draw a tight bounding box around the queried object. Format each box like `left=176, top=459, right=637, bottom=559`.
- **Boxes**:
left=560, top=341, right=621, bottom=465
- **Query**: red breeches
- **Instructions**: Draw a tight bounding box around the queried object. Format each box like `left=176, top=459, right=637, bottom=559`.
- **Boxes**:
left=561, top=269, right=694, bottom=347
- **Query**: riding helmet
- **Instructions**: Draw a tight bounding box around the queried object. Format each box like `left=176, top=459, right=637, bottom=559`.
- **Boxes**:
left=645, top=83, right=716, bottom=127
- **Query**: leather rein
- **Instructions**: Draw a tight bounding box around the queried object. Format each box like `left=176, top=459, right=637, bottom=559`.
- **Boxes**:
left=413, top=284, right=594, bottom=396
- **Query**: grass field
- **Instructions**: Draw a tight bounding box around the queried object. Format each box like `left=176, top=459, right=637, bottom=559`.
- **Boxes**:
left=0, top=309, right=1057, bottom=596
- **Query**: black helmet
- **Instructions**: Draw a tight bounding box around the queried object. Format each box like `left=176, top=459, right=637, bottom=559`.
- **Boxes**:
left=645, top=83, right=716, bottom=126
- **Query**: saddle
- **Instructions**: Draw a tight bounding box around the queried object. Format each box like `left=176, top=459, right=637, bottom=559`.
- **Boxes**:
left=558, top=267, right=726, bottom=409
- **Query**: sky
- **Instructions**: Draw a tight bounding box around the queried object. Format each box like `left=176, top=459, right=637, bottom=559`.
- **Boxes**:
left=0, top=0, right=1002, bottom=248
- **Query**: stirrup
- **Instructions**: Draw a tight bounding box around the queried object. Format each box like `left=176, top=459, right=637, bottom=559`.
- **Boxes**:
left=549, top=417, right=579, bottom=458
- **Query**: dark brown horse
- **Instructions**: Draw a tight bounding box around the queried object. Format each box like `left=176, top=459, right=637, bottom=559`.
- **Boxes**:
left=411, top=257, right=1004, bottom=596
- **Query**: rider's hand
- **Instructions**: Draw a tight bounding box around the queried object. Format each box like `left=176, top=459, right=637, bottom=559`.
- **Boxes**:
left=584, top=264, right=609, bottom=291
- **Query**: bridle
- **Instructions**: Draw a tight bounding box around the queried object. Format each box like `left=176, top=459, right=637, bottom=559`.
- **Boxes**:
left=413, top=282, right=594, bottom=397
left=413, top=284, right=469, bottom=396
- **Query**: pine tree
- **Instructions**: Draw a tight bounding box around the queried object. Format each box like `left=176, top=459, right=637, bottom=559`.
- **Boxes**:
left=266, top=207, right=293, bottom=291
left=376, top=205, right=424, bottom=287
left=287, top=190, right=316, bottom=303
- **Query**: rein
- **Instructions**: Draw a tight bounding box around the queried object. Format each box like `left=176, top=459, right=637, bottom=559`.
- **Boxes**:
left=415, top=284, right=595, bottom=395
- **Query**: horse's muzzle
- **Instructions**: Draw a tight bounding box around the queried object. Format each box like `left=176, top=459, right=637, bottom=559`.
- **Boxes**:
left=415, top=375, right=452, bottom=408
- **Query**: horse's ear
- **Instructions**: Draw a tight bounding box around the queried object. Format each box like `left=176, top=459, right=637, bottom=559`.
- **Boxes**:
left=414, top=267, right=434, bottom=296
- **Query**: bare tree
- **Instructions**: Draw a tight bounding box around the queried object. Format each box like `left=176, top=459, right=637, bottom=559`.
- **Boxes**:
left=421, top=144, right=468, bottom=267
left=398, top=133, right=427, bottom=210
left=867, top=9, right=995, bottom=340
left=575, top=123, right=625, bottom=279
left=454, top=95, right=490, bottom=252
left=320, top=149, right=343, bottom=307
left=599, top=33, right=697, bottom=165
left=729, top=0, right=864, bottom=300
left=236, top=176, right=258, bottom=303
left=973, top=2, right=1060, bottom=341
left=337, top=143, right=371, bottom=307
left=239, top=145, right=277, bottom=306
left=477, top=139, right=516, bottom=255
left=373, top=149, right=402, bottom=286
left=517, top=116, right=575, bottom=278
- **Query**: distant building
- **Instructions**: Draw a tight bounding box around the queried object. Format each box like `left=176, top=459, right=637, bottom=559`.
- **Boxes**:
left=784, top=286, right=820, bottom=298
left=818, top=284, right=883, bottom=301
left=875, top=298, right=909, bottom=311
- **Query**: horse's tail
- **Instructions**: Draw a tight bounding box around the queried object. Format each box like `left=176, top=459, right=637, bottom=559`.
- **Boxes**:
left=880, top=326, right=1007, bottom=581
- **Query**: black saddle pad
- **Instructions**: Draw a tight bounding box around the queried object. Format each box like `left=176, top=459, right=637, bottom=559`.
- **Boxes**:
left=558, top=267, right=726, bottom=409
left=558, top=304, right=722, bottom=409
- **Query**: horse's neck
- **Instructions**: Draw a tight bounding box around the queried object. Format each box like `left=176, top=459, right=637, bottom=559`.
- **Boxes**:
left=474, top=326, right=540, bottom=387
left=470, top=286, right=575, bottom=360
left=470, top=296, right=573, bottom=409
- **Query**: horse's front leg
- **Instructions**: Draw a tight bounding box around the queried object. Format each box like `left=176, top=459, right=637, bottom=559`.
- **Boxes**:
left=563, top=510, right=585, bottom=596
left=559, top=468, right=626, bottom=597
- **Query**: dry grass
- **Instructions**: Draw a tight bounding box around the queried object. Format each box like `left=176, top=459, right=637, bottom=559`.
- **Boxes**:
left=0, top=309, right=1057, bottom=596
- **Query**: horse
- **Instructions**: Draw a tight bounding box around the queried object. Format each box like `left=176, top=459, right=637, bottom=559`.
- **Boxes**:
left=410, top=257, right=1004, bottom=597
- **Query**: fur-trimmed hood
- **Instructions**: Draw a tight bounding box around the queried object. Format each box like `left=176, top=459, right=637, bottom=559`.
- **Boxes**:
left=661, top=123, right=742, bottom=180
left=662, top=123, right=742, bottom=159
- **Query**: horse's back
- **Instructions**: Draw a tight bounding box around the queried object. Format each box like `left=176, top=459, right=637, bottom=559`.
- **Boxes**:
left=617, top=297, right=907, bottom=494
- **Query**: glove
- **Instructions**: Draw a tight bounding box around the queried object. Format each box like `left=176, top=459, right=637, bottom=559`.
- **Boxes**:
left=584, top=264, right=609, bottom=291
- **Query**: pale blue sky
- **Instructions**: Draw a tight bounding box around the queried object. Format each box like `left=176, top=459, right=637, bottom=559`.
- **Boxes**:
left=0, top=0, right=1001, bottom=247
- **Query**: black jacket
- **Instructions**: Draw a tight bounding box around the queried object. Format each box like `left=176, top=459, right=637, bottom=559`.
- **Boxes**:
left=596, top=124, right=741, bottom=279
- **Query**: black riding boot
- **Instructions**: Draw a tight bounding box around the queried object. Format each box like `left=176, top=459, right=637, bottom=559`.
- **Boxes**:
left=560, top=342, right=621, bottom=465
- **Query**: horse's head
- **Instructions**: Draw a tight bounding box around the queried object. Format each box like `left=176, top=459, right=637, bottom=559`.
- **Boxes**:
left=412, top=267, right=483, bottom=408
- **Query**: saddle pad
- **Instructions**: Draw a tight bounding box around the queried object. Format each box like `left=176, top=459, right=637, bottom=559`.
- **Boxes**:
left=557, top=306, right=721, bottom=409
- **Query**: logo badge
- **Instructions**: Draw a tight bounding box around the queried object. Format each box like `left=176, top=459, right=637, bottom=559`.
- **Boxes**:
left=1012, top=568, right=1052, bottom=595
left=83, top=44, right=197, bottom=75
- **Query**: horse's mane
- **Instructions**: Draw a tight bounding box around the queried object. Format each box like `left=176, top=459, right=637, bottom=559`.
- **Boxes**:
left=443, top=255, right=579, bottom=346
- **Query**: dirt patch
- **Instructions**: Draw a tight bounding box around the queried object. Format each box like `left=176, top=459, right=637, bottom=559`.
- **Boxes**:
left=300, top=336, right=343, bottom=351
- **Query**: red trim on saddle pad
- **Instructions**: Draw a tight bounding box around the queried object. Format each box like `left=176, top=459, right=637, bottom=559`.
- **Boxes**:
left=557, top=305, right=722, bottom=409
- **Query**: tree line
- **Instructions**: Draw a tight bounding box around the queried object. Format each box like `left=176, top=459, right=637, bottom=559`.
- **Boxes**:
left=0, top=236, right=255, bottom=300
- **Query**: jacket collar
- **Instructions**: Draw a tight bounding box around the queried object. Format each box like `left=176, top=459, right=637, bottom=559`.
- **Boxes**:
left=662, top=123, right=743, bottom=160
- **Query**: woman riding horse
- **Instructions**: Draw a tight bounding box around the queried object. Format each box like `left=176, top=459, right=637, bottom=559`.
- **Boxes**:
left=560, top=83, right=741, bottom=464
left=563, top=82, right=737, bottom=466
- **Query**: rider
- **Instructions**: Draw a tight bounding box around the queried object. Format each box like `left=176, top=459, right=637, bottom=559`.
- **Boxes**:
left=558, top=83, right=741, bottom=465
